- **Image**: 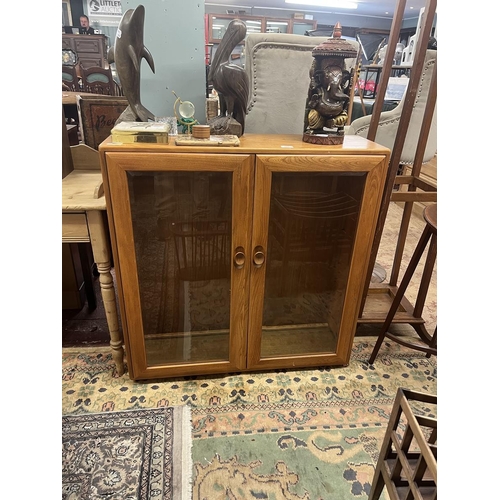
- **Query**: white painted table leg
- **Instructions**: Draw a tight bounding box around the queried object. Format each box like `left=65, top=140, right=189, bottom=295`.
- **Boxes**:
left=86, top=210, right=125, bottom=376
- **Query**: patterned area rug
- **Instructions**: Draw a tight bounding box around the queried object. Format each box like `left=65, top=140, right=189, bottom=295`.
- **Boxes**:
left=62, top=336, right=436, bottom=499
left=62, top=406, right=192, bottom=500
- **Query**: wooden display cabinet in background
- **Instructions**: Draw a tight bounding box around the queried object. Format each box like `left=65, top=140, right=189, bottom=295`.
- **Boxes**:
left=207, top=13, right=316, bottom=43
left=62, top=34, right=108, bottom=69
left=100, top=134, right=389, bottom=380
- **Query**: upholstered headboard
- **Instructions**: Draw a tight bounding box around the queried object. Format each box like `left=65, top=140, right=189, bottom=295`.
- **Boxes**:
left=346, top=49, right=437, bottom=165
left=244, top=33, right=329, bottom=135
left=243, top=33, right=359, bottom=135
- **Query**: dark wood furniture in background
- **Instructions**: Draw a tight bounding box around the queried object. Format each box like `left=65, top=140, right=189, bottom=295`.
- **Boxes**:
left=80, top=66, right=122, bottom=96
left=99, top=134, right=389, bottom=380
left=62, top=34, right=108, bottom=69
left=62, top=64, right=80, bottom=92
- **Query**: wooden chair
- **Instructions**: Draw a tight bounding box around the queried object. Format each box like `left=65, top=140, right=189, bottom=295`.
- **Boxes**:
left=62, top=64, right=81, bottom=92
left=368, top=203, right=437, bottom=365
left=80, top=66, right=118, bottom=96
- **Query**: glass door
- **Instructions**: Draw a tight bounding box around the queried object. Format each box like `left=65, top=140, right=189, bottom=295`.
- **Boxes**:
left=208, top=14, right=264, bottom=43
left=291, top=20, right=317, bottom=35
left=264, top=18, right=291, bottom=34
left=247, top=154, right=387, bottom=370
left=104, top=152, right=253, bottom=379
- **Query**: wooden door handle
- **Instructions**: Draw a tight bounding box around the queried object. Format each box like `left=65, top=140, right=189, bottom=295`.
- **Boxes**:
left=253, top=246, right=265, bottom=267
left=233, top=247, right=245, bottom=269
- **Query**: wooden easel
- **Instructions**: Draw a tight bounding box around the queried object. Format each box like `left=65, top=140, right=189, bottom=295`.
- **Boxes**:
left=357, top=0, right=437, bottom=344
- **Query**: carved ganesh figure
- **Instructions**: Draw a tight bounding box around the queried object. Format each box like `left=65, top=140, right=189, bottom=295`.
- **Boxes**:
left=303, top=23, right=358, bottom=145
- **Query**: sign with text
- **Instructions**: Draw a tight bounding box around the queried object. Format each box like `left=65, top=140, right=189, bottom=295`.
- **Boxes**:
left=76, top=95, right=129, bottom=150
left=87, top=0, right=122, bottom=18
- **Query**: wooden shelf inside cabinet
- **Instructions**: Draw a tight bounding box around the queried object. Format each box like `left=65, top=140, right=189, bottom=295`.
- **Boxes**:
left=99, top=134, right=390, bottom=380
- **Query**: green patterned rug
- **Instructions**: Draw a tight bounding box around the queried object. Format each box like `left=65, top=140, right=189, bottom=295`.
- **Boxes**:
left=62, top=336, right=437, bottom=499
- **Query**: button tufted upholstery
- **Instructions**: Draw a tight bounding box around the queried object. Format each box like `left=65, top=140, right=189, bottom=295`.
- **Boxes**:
left=244, top=33, right=359, bottom=135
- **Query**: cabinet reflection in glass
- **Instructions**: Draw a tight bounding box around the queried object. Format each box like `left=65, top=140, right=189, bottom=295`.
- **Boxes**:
left=127, top=170, right=233, bottom=366
left=260, top=171, right=364, bottom=358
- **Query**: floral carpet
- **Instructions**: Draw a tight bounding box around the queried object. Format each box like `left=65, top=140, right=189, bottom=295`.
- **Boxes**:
left=62, top=336, right=436, bottom=499
left=62, top=406, right=192, bottom=499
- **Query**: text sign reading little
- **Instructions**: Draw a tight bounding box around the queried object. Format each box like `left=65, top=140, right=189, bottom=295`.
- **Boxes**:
left=87, top=0, right=122, bottom=17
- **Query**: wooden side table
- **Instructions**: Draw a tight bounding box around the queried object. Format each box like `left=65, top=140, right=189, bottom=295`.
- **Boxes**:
left=62, top=146, right=125, bottom=376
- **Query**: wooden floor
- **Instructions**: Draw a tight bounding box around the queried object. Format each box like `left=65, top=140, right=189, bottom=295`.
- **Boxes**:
left=62, top=276, right=115, bottom=347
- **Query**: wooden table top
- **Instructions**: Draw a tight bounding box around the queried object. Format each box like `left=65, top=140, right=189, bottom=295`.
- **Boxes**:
left=62, top=91, right=104, bottom=105
left=99, top=133, right=391, bottom=156
left=62, top=170, right=105, bottom=211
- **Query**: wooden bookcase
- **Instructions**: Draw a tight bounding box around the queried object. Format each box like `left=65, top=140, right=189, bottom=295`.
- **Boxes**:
left=99, top=134, right=389, bottom=380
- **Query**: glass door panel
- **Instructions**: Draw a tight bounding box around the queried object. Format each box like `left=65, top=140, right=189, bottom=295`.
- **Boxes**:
left=265, top=19, right=290, bottom=34
left=127, top=170, right=233, bottom=366
left=260, top=171, right=365, bottom=358
left=292, top=20, right=317, bottom=35
left=209, top=15, right=263, bottom=42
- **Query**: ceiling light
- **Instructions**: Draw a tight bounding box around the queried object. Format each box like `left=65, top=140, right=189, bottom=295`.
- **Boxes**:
left=284, top=0, right=358, bottom=9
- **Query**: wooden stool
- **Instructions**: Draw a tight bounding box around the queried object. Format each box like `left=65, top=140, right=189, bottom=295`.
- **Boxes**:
left=368, top=388, right=437, bottom=500
left=369, top=204, right=437, bottom=365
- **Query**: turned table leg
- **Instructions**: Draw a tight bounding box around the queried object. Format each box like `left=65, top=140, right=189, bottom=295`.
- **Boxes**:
left=86, top=210, right=125, bottom=376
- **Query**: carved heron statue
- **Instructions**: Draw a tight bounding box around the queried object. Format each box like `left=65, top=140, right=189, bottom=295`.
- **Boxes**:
left=208, top=19, right=249, bottom=136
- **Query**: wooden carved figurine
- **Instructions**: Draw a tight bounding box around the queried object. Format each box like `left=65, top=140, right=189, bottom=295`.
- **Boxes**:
left=303, top=23, right=358, bottom=145
left=207, top=19, right=249, bottom=137
left=107, top=5, right=155, bottom=123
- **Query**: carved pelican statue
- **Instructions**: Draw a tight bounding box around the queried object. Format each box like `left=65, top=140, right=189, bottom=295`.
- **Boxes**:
left=208, top=19, right=249, bottom=136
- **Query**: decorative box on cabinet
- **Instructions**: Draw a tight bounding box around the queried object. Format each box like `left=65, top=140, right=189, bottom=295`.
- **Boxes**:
left=99, top=134, right=390, bottom=380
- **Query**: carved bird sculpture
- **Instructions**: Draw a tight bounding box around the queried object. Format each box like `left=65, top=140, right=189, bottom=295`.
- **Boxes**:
left=208, top=19, right=249, bottom=136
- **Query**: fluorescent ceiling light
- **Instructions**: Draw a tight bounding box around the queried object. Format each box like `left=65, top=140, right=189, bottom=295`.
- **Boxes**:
left=284, top=0, right=358, bottom=9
